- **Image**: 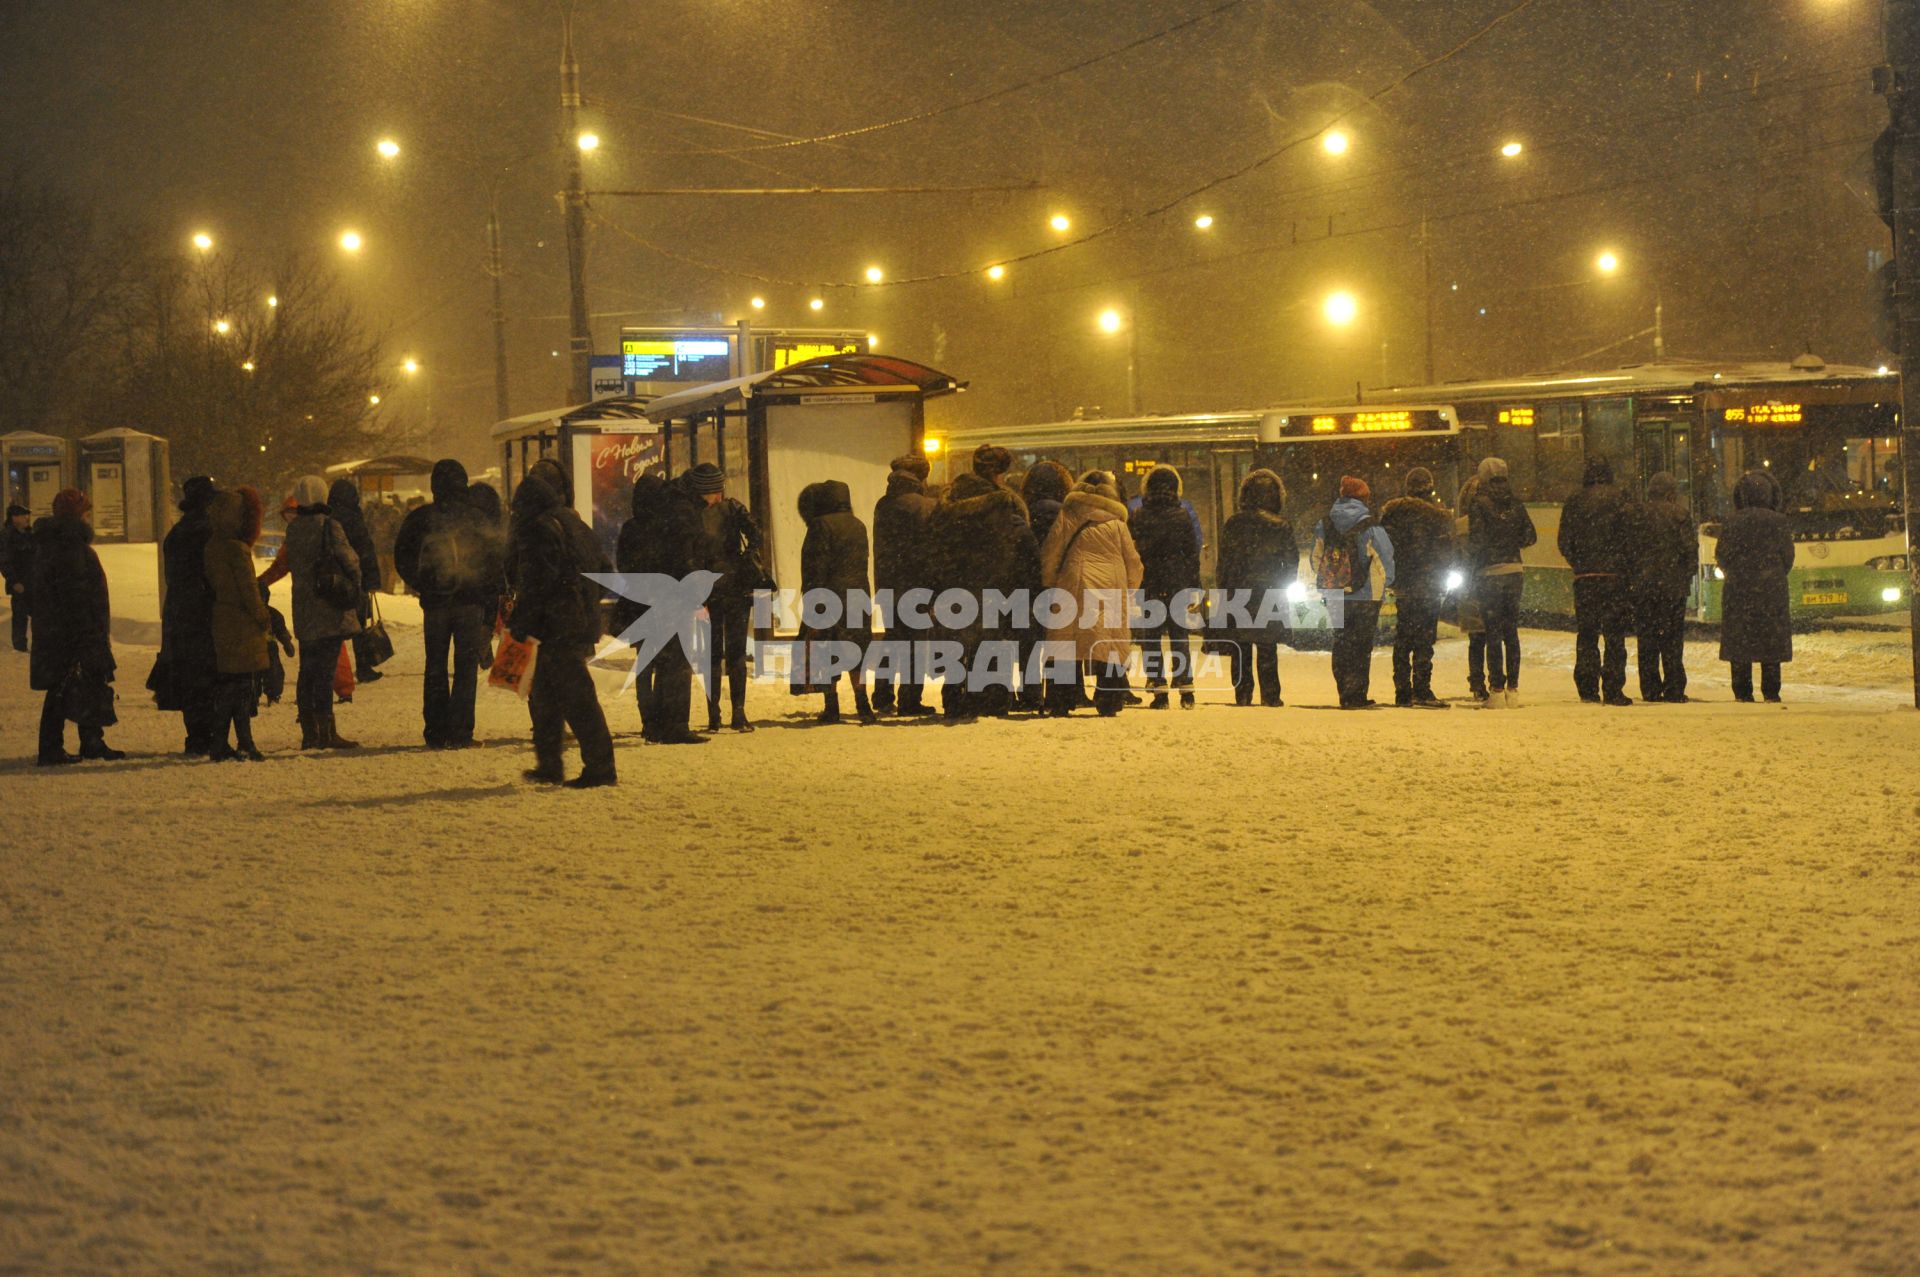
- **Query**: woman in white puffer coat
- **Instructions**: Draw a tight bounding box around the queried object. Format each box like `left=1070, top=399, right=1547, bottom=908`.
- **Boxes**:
left=1038, top=470, right=1143, bottom=716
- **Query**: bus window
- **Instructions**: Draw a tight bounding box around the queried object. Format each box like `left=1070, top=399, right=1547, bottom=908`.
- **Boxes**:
left=1534, top=401, right=1585, bottom=502
left=1584, top=397, right=1637, bottom=489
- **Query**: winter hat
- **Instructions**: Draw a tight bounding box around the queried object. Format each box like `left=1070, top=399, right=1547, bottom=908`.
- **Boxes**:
left=1075, top=470, right=1120, bottom=501
left=51, top=488, right=90, bottom=519
left=686, top=463, right=725, bottom=495
left=1403, top=467, right=1435, bottom=497
left=1239, top=468, right=1285, bottom=514
left=5, top=503, right=28, bottom=519
left=1339, top=475, right=1371, bottom=502
left=1145, top=465, right=1181, bottom=497
left=972, top=444, right=1013, bottom=479
left=179, top=475, right=218, bottom=514
left=1583, top=457, right=1615, bottom=487
left=891, top=453, right=932, bottom=482
left=1477, top=456, right=1509, bottom=482
left=1646, top=471, right=1678, bottom=502
left=292, top=474, right=329, bottom=510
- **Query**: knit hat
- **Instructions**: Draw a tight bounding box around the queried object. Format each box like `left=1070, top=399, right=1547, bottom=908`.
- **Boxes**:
left=686, top=463, right=725, bottom=495
left=5, top=503, right=28, bottom=520
left=1403, top=467, right=1435, bottom=497
left=52, top=488, right=90, bottom=519
left=891, top=453, right=932, bottom=482
left=1477, top=456, right=1509, bottom=481
left=179, top=475, right=218, bottom=513
left=972, top=444, right=1013, bottom=479
left=1339, top=475, right=1371, bottom=502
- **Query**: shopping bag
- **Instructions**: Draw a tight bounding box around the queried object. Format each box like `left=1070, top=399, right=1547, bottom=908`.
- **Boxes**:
left=64, top=670, right=118, bottom=729
left=489, top=631, right=539, bottom=699
left=361, top=597, right=395, bottom=669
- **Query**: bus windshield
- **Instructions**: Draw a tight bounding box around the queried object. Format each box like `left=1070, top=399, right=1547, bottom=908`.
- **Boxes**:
left=1714, top=403, right=1901, bottom=537
left=1270, top=437, right=1466, bottom=529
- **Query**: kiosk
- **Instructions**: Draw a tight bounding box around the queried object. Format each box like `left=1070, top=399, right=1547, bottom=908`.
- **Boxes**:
left=2, top=431, right=75, bottom=519
left=78, top=428, right=171, bottom=543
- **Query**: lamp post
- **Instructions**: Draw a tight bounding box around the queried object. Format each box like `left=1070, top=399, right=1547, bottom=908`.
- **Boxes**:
left=1595, top=248, right=1665, bottom=359
left=1096, top=307, right=1140, bottom=416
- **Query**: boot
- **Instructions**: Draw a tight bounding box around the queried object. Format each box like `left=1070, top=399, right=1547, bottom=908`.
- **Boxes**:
left=730, top=706, right=753, bottom=732
left=319, top=709, right=359, bottom=749
left=565, top=763, right=618, bottom=788
left=656, top=728, right=708, bottom=745
left=706, top=701, right=722, bottom=733
left=1150, top=691, right=1170, bottom=710
left=854, top=684, right=876, bottom=724
left=1179, top=690, right=1195, bottom=710
left=232, top=710, right=264, bottom=761
left=524, top=758, right=566, bottom=784
left=299, top=710, right=319, bottom=750
left=79, top=731, right=126, bottom=761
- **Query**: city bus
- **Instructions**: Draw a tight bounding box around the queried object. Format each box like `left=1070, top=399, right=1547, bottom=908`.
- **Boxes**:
left=1374, top=358, right=1908, bottom=622
left=930, top=403, right=1466, bottom=635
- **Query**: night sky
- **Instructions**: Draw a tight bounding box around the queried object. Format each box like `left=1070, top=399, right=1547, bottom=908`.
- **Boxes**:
left=0, top=0, right=1890, bottom=465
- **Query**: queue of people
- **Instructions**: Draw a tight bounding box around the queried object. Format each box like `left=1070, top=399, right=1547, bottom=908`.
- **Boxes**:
left=5, top=445, right=1803, bottom=775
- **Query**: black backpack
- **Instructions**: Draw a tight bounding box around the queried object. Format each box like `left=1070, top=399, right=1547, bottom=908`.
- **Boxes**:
left=310, top=519, right=363, bottom=611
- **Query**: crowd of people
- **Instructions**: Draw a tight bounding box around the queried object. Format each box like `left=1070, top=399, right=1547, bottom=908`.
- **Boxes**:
left=1, top=441, right=1802, bottom=782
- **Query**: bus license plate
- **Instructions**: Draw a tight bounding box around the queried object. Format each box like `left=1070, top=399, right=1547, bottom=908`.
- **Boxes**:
left=1801, top=591, right=1848, bottom=606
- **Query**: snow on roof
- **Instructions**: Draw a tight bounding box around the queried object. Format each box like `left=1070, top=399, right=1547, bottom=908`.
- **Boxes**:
left=644, top=353, right=962, bottom=423
left=490, top=396, right=655, bottom=440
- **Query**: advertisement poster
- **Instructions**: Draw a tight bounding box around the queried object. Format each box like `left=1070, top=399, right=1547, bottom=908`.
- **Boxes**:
left=582, top=428, right=663, bottom=556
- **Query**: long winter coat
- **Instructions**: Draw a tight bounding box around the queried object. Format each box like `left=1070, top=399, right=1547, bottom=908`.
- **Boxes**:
left=1216, top=469, right=1298, bottom=642
left=283, top=478, right=363, bottom=644
left=1021, top=461, right=1074, bottom=551
left=1558, top=459, right=1637, bottom=576
left=799, top=481, right=871, bottom=646
left=928, top=472, right=1038, bottom=646
left=204, top=490, right=271, bottom=675
left=395, top=460, right=500, bottom=610
left=1716, top=471, right=1795, bottom=664
left=159, top=499, right=218, bottom=700
left=1631, top=474, right=1698, bottom=607
left=1378, top=493, right=1455, bottom=598
left=872, top=468, right=937, bottom=598
left=1040, top=483, right=1142, bottom=663
left=327, top=479, right=384, bottom=594
left=1129, top=468, right=1202, bottom=603
left=29, top=513, right=112, bottom=692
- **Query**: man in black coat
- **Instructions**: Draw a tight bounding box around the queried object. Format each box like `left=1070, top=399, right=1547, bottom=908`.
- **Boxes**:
left=159, top=475, right=222, bottom=753
left=508, top=469, right=619, bottom=784
left=688, top=462, right=765, bottom=732
left=31, top=489, right=121, bottom=764
left=395, top=459, right=502, bottom=748
left=927, top=445, right=1038, bottom=719
left=1557, top=458, right=1637, bottom=704
left=1379, top=467, right=1455, bottom=708
left=3, top=503, right=33, bottom=652
left=328, top=478, right=386, bottom=682
left=1630, top=472, right=1698, bottom=703
left=621, top=471, right=708, bottom=746
left=871, top=454, right=936, bottom=715
left=1129, top=465, right=1202, bottom=708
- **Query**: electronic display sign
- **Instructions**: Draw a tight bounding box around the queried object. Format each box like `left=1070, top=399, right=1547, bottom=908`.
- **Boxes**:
left=1497, top=406, right=1536, bottom=427
left=621, top=338, right=733, bottom=383
left=1275, top=408, right=1451, bottom=437
left=1722, top=403, right=1805, bottom=426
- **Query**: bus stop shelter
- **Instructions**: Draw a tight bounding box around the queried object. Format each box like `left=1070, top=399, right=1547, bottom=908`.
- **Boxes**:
left=491, top=397, right=658, bottom=553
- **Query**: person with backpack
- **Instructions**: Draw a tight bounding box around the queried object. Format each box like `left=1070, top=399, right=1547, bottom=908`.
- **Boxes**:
left=1466, top=457, right=1537, bottom=708
left=1558, top=457, right=1638, bottom=705
left=283, top=474, right=363, bottom=749
left=873, top=454, right=938, bottom=716
left=1379, top=467, right=1456, bottom=709
left=799, top=480, right=876, bottom=724
left=1129, top=465, right=1203, bottom=709
left=1630, top=471, right=1698, bottom=703
left=30, top=489, right=122, bottom=765
left=202, top=487, right=271, bottom=761
left=395, top=459, right=501, bottom=749
left=688, top=462, right=765, bottom=732
left=1312, top=476, right=1396, bottom=709
left=1039, top=470, right=1143, bottom=716
left=1716, top=469, right=1795, bottom=703
left=3, top=503, right=32, bottom=652
left=1215, top=468, right=1296, bottom=707
left=508, top=467, right=619, bottom=784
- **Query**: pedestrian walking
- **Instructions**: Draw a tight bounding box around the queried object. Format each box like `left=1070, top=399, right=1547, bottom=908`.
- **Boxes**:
left=1039, top=471, right=1142, bottom=716
left=689, top=462, right=765, bottom=731
left=1716, top=470, right=1795, bottom=703
left=30, top=489, right=121, bottom=765
left=1313, top=476, right=1396, bottom=709
left=1129, top=465, right=1202, bottom=709
left=284, top=475, right=363, bottom=749
left=508, top=467, right=620, bottom=783
left=3, top=503, right=34, bottom=652
left=872, top=454, right=937, bottom=716
left=202, top=488, right=271, bottom=760
left=799, top=480, right=875, bottom=724
left=158, top=475, right=221, bottom=754
left=1379, top=467, right=1455, bottom=708
left=926, top=444, right=1039, bottom=719
left=1215, top=468, right=1296, bottom=707
left=328, top=478, right=386, bottom=682
left=1558, top=458, right=1638, bottom=704
left=1630, top=471, right=1698, bottom=703
left=394, top=460, right=501, bottom=748
left=1465, top=457, right=1536, bottom=708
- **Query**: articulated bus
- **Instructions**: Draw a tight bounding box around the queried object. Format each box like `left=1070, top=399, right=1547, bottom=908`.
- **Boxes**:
left=1375, top=358, right=1908, bottom=622
left=932, top=404, right=1465, bottom=634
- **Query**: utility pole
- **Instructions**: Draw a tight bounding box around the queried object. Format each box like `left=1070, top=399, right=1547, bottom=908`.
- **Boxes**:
left=1888, top=0, right=1920, bottom=706
left=487, top=198, right=511, bottom=421
left=560, top=12, right=593, bottom=405
left=1420, top=214, right=1436, bottom=384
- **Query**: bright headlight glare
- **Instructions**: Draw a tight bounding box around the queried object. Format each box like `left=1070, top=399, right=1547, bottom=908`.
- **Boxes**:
left=1445, top=570, right=1465, bottom=592
left=1712, top=566, right=1725, bottom=580
left=1285, top=581, right=1309, bottom=605
left=1883, top=586, right=1902, bottom=604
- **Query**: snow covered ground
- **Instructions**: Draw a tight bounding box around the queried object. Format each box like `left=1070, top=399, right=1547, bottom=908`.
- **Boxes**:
left=2, top=549, right=1918, bottom=1274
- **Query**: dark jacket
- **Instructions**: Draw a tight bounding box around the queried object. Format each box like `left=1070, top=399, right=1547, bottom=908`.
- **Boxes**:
left=699, top=496, right=766, bottom=602
left=1467, top=477, right=1537, bottom=573
left=204, top=490, right=272, bottom=675
left=927, top=472, right=1038, bottom=644
left=1378, top=492, right=1455, bottom=598
left=800, top=480, right=871, bottom=654
left=1128, top=468, right=1202, bottom=602
left=160, top=499, right=218, bottom=687
left=873, top=467, right=938, bottom=597
left=1632, top=473, right=1698, bottom=605
left=327, top=479, right=383, bottom=594
left=1021, top=461, right=1074, bottom=551
left=509, top=471, right=609, bottom=655
left=1558, top=459, right=1636, bottom=576
left=1716, top=471, right=1795, bottom=665
left=1, top=515, right=32, bottom=602
left=1216, top=469, right=1298, bottom=641
left=613, top=475, right=669, bottom=636
left=395, top=460, right=502, bottom=610
left=29, top=512, right=112, bottom=691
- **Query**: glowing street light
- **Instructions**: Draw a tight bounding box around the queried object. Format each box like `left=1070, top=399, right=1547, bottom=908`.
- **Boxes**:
left=808, top=297, right=824, bottom=312
left=241, top=359, right=255, bottom=373
left=749, top=296, right=766, bottom=310
left=1596, top=250, right=1620, bottom=275
left=577, top=131, right=600, bottom=152
left=1500, top=140, right=1524, bottom=158
left=1323, top=290, right=1360, bottom=327
left=866, top=333, right=880, bottom=351
left=339, top=229, right=364, bottom=253
left=368, top=393, right=381, bottom=406
left=191, top=231, right=214, bottom=253
left=402, top=357, right=420, bottom=375
left=1049, top=213, right=1071, bottom=232
left=212, top=318, right=233, bottom=335
left=1321, top=129, right=1350, bottom=156
left=266, top=294, right=278, bottom=309
left=1193, top=213, right=1215, bottom=230
left=1097, top=307, right=1124, bottom=334
left=864, top=265, right=884, bottom=284
left=986, top=264, right=1007, bottom=282
left=376, top=138, right=400, bottom=160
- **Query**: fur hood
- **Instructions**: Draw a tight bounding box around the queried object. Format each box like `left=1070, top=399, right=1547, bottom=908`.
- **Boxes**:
left=1144, top=464, right=1182, bottom=499
left=1062, top=486, right=1128, bottom=522
left=1021, top=460, right=1073, bottom=506
left=1238, top=468, right=1285, bottom=514
left=941, top=470, right=1026, bottom=517
left=206, top=488, right=265, bottom=546
left=1733, top=469, right=1782, bottom=511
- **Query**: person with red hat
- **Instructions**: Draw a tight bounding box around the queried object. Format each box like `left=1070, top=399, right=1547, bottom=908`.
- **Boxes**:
left=1312, top=475, right=1396, bottom=709
left=30, top=488, right=123, bottom=764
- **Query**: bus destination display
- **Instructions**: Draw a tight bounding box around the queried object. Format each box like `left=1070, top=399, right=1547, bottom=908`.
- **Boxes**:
left=1722, top=402, right=1804, bottom=426
left=1276, top=408, right=1450, bottom=437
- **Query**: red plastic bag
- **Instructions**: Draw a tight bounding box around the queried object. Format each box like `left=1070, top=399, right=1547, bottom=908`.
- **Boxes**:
left=488, top=613, right=538, bottom=699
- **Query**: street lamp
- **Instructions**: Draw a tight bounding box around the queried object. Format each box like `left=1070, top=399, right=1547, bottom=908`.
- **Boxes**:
left=1500, top=141, right=1524, bottom=158
left=864, top=265, right=884, bottom=284
left=866, top=333, right=880, bottom=351
left=1193, top=213, right=1215, bottom=230
left=191, top=231, right=214, bottom=253
left=1596, top=250, right=1620, bottom=275
left=339, top=229, right=364, bottom=253
left=369, top=393, right=381, bottom=406
left=1322, top=129, right=1351, bottom=156
left=1049, top=213, right=1071, bottom=232
left=212, top=318, right=233, bottom=336
left=808, top=297, right=824, bottom=312
left=576, top=131, right=600, bottom=152
left=376, top=138, right=400, bottom=160
left=1095, top=307, right=1140, bottom=415
left=266, top=294, right=278, bottom=309
left=750, top=296, right=766, bottom=310
left=1097, top=308, right=1124, bottom=334
left=1323, top=290, right=1360, bottom=327
left=986, top=264, right=1007, bottom=282
left=402, top=357, right=420, bottom=375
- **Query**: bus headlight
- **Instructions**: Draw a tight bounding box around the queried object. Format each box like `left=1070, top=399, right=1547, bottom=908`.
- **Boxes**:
left=1711, top=566, right=1725, bottom=580
left=1883, top=586, right=1903, bottom=604
left=1285, top=581, right=1309, bottom=605
left=1444, top=570, right=1465, bottom=592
